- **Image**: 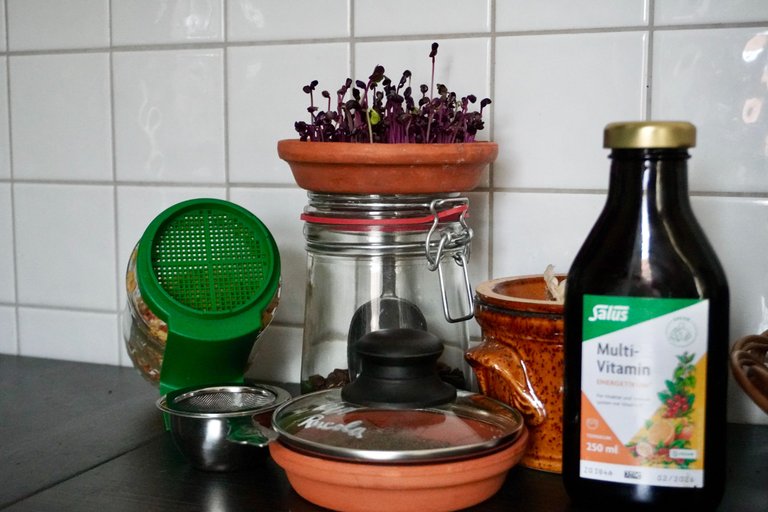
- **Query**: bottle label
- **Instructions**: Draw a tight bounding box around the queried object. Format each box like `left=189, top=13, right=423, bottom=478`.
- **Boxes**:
left=579, top=295, right=708, bottom=488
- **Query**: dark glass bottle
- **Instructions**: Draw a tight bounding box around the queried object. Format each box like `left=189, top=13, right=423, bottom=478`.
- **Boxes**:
left=562, top=122, right=729, bottom=509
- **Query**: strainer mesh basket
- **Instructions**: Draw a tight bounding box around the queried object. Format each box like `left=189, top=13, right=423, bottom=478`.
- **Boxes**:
left=152, top=207, right=268, bottom=313
left=170, top=386, right=279, bottom=415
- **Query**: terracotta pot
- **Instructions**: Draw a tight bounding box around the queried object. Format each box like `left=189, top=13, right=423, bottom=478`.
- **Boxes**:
left=466, top=275, right=565, bottom=473
left=269, top=427, right=528, bottom=512
left=277, top=139, right=498, bottom=194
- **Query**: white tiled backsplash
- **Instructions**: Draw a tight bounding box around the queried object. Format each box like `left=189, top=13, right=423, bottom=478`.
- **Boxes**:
left=0, top=1, right=766, bottom=425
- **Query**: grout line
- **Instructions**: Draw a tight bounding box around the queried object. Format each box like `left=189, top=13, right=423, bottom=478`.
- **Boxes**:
left=4, top=3, right=19, bottom=354
left=107, top=0, right=123, bottom=365
left=487, top=0, right=496, bottom=281
left=646, top=0, right=656, bottom=120
left=0, top=300, right=304, bottom=329
left=2, top=178, right=765, bottom=198
left=348, top=0, right=355, bottom=80
left=0, top=18, right=767, bottom=59
left=3, top=0, right=7, bottom=51
left=222, top=0, right=231, bottom=202
left=4, top=302, right=119, bottom=315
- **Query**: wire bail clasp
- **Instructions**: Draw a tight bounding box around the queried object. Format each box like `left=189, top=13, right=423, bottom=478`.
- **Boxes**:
left=425, top=198, right=474, bottom=323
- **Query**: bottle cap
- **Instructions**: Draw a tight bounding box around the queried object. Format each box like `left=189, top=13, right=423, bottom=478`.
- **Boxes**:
left=604, top=121, right=696, bottom=149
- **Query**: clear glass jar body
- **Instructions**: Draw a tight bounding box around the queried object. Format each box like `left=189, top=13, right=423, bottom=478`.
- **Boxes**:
left=123, top=244, right=168, bottom=385
left=301, top=193, right=474, bottom=393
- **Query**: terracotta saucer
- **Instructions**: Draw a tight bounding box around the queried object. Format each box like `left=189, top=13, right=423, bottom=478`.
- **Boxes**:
left=269, top=427, right=529, bottom=512
left=277, top=139, right=498, bottom=194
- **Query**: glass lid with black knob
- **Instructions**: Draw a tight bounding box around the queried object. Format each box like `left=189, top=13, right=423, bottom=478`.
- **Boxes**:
left=271, top=328, right=524, bottom=463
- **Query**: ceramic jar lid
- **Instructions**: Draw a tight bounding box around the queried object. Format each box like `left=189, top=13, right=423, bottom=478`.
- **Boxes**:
left=271, top=328, right=524, bottom=463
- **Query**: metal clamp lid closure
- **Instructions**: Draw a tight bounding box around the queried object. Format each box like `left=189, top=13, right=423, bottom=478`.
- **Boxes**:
left=425, top=198, right=474, bottom=323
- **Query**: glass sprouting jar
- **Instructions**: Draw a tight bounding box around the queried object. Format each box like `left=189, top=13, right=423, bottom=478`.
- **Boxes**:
left=300, top=192, right=475, bottom=394
left=122, top=198, right=281, bottom=394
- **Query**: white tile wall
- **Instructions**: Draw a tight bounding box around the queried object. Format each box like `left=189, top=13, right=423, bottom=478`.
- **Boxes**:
left=113, top=48, right=226, bottom=183
left=6, top=0, right=109, bottom=51
left=0, top=58, right=8, bottom=179
left=0, top=1, right=6, bottom=52
left=0, top=305, right=18, bottom=354
left=654, top=0, right=768, bottom=25
left=14, top=183, right=117, bottom=310
left=652, top=27, right=768, bottom=193
left=1, top=1, right=766, bottom=424
left=0, top=184, right=14, bottom=303
left=497, top=0, right=648, bottom=31
left=227, top=0, right=349, bottom=41
left=227, top=42, right=349, bottom=183
left=18, top=307, right=119, bottom=364
left=10, top=53, right=112, bottom=181
left=495, top=31, right=647, bottom=189
left=112, top=0, right=224, bottom=45
left=355, top=0, right=490, bottom=36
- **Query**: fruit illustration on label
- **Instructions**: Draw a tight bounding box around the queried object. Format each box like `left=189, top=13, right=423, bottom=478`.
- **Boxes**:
left=626, top=352, right=698, bottom=468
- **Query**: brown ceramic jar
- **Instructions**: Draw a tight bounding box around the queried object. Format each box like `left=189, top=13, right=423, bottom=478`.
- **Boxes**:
left=466, top=275, right=565, bottom=473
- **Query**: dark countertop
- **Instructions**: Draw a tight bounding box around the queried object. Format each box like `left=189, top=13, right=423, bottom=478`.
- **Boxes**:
left=1, top=355, right=765, bottom=511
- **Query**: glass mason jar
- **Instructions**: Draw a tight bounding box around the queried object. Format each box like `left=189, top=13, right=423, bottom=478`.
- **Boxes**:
left=300, top=193, right=475, bottom=394
left=122, top=198, right=281, bottom=394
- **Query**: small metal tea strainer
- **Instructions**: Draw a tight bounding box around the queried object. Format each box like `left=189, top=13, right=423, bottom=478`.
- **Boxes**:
left=157, top=384, right=291, bottom=471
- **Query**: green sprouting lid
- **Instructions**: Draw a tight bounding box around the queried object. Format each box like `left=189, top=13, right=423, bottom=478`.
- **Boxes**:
left=134, top=199, right=281, bottom=394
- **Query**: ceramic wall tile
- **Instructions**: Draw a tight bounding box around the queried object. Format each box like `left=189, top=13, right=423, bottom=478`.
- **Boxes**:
left=655, top=0, right=768, bottom=25
left=9, top=54, right=112, bottom=181
left=227, top=0, right=348, bottom=41
left=6, top=0, right=109, bottom=50
left=355, top=0, right=489, bottom=36
left=0, top=59, right=9, bottom=180
left=229, top=187, right=308, bottom=325
left=227, top=43, right=349, bottom=183
left=112, top=0, right=223, bottom=45
left=497, top=0, right=648, bottom=31
left=0, top=1, right=6, bottom=52
left=491, top=191, right=605, bottom=278
left=690, top=196, right=768, bottom=339
left=118, top=310, right=134, bottom=367
left=115, top=185, right=227, bottom=308
left=14, top=183, right=117, bottom=310
left=247, top=325, right=302, bottom=383
left=18, top=308, right=119, bottom=365
left=113, top=49, right=225, bottom=183
left=0, top=306, right=18, bottom=355
left=652, top=27, right=768, bottom=193
left=690, top=196, right=768, bottom=424
left=0, top=184, right=14, bottom=304
left=494, top=32, right=647, bottom=190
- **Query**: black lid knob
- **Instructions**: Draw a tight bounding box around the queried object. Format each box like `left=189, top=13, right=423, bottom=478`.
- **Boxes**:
left=341, top=328, right=457, bottom=408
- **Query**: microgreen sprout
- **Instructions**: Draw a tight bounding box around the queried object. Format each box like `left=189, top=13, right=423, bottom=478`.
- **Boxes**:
left=295, top=42, right=491, bottom=143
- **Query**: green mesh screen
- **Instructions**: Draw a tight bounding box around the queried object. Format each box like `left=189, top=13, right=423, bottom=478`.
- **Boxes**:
left=151, top=207, right=268, bottom=313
